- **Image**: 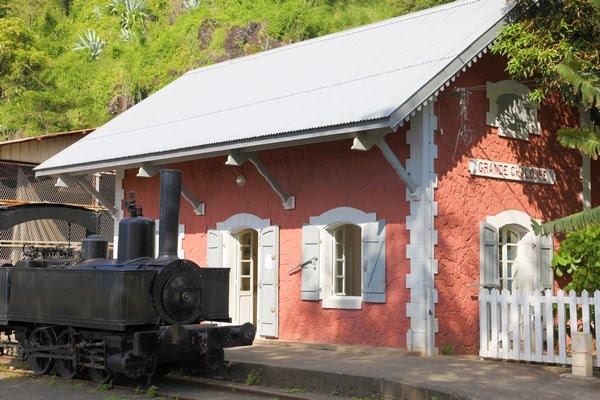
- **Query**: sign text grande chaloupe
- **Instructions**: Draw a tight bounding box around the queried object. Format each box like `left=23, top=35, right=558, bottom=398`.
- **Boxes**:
left=468, top=159, right=556, bottom=185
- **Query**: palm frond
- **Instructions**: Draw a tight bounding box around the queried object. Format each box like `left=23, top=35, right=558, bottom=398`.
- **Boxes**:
left=532, top=206, right=600, bottom=235
left=557, top=124, right=600, bottom=159
left=556, top=62, right=600, bottom=108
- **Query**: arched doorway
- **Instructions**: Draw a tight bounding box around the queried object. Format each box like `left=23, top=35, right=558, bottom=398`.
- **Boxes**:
left=235, top=228, right=258, bottom=325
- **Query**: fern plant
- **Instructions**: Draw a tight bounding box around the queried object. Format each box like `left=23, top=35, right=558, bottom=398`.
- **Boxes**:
left=73, top=29, right=106, bottom=61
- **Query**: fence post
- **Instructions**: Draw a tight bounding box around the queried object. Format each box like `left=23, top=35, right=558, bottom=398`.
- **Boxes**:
left=510, top=290, right=520, bottom=360
left=479, top=288, right=489, bottom=358
left=544, top=289, right=554, bottom=363
left=556, top=290, right=567, bottom=364
left=490, top=289, right=499, bottom=359
left=572, top=332, right=593, bottom=377
left=595, top=290, right=600, bottom=368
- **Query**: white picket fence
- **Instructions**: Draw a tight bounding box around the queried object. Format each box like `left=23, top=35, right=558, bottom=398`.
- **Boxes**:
left=479, top=288, right=599, bottom=366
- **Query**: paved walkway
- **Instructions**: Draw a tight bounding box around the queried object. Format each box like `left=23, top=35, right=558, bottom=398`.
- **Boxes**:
left=225, top=342, right=600, bottom=400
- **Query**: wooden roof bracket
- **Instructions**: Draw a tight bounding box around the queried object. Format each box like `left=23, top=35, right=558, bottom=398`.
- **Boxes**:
left=226, top=151, right=295, bottom=210
left=351, top=132, right=420, bottom=199
left=137, top=164, right=205, bottom=215
left=56, top=174, right=118, bottom=220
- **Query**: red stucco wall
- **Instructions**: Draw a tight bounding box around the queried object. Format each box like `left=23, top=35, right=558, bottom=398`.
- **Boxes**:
left=123, top=133, right=412, bottom=347
left=121, top=53, right=583, bottom=352
left=434, top=54, right=582, bottom=354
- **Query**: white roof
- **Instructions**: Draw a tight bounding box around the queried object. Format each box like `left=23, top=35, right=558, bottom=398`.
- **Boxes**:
left=36, top=0, right=513, bottom=176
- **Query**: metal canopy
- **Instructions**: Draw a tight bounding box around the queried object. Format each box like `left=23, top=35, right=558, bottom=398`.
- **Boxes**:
left=35, top=0, right=513, bottom=177
left=0, top=203, right=101, bottom=233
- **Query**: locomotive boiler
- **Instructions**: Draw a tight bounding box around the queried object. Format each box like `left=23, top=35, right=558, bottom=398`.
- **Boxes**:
left=0, top=169, right=255, bottom=383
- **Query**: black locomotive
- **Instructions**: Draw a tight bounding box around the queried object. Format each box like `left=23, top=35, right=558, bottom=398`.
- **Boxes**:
left=0, top=169, right=255, bottom=383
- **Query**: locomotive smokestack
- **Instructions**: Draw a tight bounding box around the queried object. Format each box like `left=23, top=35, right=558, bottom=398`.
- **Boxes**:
left=158, top=169, right=182, bottom=259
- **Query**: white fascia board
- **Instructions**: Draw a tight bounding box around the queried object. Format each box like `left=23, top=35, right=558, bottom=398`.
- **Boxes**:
left=34, top=119, right=389, bottom=178
left=388, top=13, right=510, bottom=129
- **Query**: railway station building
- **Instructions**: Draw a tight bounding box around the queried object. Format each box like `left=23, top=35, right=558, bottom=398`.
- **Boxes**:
left=35, top=0, right=600, bottom=355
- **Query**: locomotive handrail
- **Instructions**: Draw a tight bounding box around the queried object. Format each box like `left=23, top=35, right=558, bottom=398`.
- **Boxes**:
left=287, top=256, right=317, bottom=274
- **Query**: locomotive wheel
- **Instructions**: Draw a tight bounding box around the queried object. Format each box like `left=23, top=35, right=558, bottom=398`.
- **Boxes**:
left=28, top=327, right=57, bottom=376
left=55, top=329, right=77, bottom=379
left=87, top=367, right=113, bottom=385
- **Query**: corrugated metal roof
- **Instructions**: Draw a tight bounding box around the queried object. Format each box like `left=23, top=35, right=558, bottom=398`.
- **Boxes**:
left=36, top=0, right=513, bottom=176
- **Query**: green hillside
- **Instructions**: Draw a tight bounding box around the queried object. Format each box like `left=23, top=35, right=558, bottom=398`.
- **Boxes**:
left=0, top=0, right=450, bottom=140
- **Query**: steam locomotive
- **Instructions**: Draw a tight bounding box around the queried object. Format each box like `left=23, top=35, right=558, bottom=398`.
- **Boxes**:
left=0, top=169, right=255, bottom=383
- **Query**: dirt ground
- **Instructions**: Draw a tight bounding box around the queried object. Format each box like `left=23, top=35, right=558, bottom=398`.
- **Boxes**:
left=0, top=371, right=143, bottom=400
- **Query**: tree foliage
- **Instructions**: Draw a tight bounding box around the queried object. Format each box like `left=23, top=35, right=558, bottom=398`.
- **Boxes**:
left=493, top=0, right=600, bottom=104
left=494, top=0, right=600, bottom=235
left=0, top=0, right=452, bottom=139
left=552, top=224, right=600, bottom=294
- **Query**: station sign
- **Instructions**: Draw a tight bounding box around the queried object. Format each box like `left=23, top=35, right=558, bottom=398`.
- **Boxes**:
left=468, top=158, right=556, bottom=185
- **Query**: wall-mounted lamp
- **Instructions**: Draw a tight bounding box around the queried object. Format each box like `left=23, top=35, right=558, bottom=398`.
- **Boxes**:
left=236, top=174, right=246, bottom=186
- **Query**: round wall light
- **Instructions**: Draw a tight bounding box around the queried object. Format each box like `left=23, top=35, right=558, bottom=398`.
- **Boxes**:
left=236, top=174, right=246, bottom=186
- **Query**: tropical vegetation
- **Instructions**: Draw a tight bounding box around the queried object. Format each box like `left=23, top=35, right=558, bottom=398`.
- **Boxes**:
left=0, top=0, right=451, bottom=140
left=493, top=0, right=600, bottom=235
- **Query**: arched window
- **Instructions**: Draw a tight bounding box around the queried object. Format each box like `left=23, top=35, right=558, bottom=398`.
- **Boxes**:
left=301, top=207, right=386, bottom=309
left=331, top=224, right=362, bottom=297
left=480, top=211, right=553, bottom=294
left=486, top=80, right=540, bottom=140
left=498, top=226, right=525, bottom=293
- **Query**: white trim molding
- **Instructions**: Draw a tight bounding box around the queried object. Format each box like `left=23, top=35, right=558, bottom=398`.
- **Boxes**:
left=405, top=103, right=439, bottom=356
left=309, top=206, right=376, bottom=227
left=487, top=209, right=538, bottom=230
left=580, top=105, right=592, bottom=209
left=216, top=213, right=270, bottom=232
left=112, top=169, right=125, bottom=259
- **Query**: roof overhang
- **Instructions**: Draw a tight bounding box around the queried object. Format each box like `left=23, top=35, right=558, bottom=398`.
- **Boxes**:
left=35, top=119, right=390, bottom=177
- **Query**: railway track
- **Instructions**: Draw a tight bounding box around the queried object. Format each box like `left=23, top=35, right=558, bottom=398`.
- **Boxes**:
left=0, top=356, right=317, bottom=400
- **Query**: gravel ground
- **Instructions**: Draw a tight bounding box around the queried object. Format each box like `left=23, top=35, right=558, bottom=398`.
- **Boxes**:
left=0, top=371, right=284, bottom=400
left=0, top=372, right=142, bottom=400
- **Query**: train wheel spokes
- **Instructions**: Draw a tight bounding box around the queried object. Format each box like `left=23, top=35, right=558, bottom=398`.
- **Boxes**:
left=28, top=327, right=57, bottom=376
left=55, top=329, right=77, bottom=379
left=87, top=367, right=112, bottom=385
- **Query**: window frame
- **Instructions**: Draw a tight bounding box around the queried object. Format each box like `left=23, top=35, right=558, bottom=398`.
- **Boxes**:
left=323, top=223, right=363, bottom=309
left=480, top=210, right=553, bottom=293
left=301, top=207, right=386, bottom=309
left=486, top=80, right=540, bottom=140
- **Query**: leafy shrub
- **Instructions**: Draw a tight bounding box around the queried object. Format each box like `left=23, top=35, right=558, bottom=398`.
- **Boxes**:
left=552, top=224, right=600, bottom=294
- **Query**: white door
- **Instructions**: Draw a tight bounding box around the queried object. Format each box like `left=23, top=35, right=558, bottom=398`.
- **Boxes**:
left=236, top=229, right=257, bottom=325
left=258, top=226, right=279, bottom=337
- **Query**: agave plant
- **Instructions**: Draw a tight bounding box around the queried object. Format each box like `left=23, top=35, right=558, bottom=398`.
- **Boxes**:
left=108, top=0, right=150, bottom=39
left=183, top=0, right=201, bottom=12
left=91, top=5, right=103, bottom=20
left=73, top=29, right=106, bottom=61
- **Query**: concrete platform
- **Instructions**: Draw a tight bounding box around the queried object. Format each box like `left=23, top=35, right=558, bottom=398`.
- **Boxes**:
left=224, top=342, right=600, bottom=400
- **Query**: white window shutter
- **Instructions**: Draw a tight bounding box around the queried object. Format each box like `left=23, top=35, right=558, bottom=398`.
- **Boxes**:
left=301, top=225, right=320, bottom=301
left=480, top=222, right=499, bottom=289
left=538, top=233, right=554, bottom=290
left=362, top=219, right=386, bottom=303
left=258, top=225, right=279, bottom=337
left=207, top=229, right=223, bottom=267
